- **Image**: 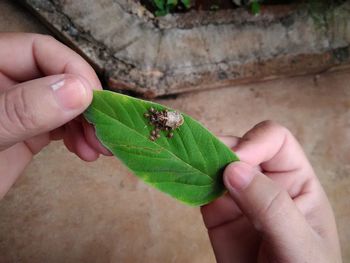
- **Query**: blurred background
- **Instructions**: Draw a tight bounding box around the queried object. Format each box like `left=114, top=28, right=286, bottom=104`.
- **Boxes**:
left=0, top=1, right=349, bottom=262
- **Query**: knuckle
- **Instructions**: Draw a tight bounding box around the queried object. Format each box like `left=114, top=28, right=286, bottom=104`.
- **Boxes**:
left=4, top=88, right=38, bottom=132
left=258, top=119, right=277, bottom=127
left=37, top=34, right=56, bottom=43
left=256, top=189, right=289, bottom=225
left=257, top=120, right=282, bottom=129
left=64, top=74, right=83, bottom=86
left=256, top=120, right=289, bottom=135
left=30, top=33, right=56, bottom=47
left=32, top=34, right=59, bottom=54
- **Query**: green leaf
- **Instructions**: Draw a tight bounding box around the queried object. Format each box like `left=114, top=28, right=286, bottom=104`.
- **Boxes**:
left=180, top=0, right=191, bottom=9
left=155, top=9, right=169, bottom=16
left=167, top=0, right=178, bottom=8
left=251, top=0, right=260, bottom=15
left=84, top=90, right=239, bottom=206
left=153, top=0, right=166, bottom=11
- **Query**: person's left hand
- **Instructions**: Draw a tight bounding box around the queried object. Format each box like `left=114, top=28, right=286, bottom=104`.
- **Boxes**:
left=0, top=33, right=111, bottom=198
left=201, top=122, right=341, bottom=262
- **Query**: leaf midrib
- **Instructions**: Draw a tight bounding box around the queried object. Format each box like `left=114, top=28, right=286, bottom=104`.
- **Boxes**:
left=89, top=105, right=215, bottom=183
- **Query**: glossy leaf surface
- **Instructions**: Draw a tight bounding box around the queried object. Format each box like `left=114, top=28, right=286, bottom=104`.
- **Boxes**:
left=84, top=90, right=239, bottom=206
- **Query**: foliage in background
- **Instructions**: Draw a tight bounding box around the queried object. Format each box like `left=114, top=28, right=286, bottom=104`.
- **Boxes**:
left=307, top=0, right=347, bottom=29
left=153, top=0, right=190, bottom=16
left=251, top=0, right=260, bottom=15
left=152, top=0, right=261, bottom=16
left=84, top=91, right=239, bottom=206
left=149, top=0, right=347, bottom=17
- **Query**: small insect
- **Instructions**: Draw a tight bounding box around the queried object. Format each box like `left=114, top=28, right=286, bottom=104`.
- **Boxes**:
left=164, top=111, right=184, bottom=130
left=144, top=107, right=184, bottom=141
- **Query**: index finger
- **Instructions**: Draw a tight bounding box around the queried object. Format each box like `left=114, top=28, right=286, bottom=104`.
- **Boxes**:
left=233, top=121, right=317, bottom=198
left=0, top=32, right=101, bottom=89
left=234, top=120, right=313, bottom=174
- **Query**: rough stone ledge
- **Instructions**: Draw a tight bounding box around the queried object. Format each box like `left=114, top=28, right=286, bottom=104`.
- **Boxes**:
left=22, top=0, right=350, bottom=98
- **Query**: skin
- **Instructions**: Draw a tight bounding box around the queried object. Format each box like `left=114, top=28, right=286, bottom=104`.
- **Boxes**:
left=202, top=121, right=342, bottom=262
left=0, top=33, right=110, bottom=198
left=0, top=33, right=342, bottom=262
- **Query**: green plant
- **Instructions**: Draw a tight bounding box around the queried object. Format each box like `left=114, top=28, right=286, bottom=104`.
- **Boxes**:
left=307, top=0, right=347, bottom=28
left=251, top=0, right=260, bottom=15
left=84, top=90, right=239, bottom=206
left=151, top=0, right=261, bottom=16
left=153, top=0, right=190, bottom=16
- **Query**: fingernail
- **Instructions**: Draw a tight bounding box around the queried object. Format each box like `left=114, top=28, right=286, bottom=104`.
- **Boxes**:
left=224, top=162, right=256, bottom=191
left=51, top=76, right=89, bottom=110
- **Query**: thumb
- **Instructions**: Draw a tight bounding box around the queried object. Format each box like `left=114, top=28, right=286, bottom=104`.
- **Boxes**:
left=0, top=74, right=92, bottom=150
left=223, top=161, right=312, bottom=249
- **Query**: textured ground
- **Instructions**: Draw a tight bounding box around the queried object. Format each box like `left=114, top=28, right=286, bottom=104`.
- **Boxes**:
left=0, top=1, right=349, bottom=262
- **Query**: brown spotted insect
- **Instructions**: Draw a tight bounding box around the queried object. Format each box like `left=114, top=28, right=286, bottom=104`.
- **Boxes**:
left=144, top=107, right=184, bottom=141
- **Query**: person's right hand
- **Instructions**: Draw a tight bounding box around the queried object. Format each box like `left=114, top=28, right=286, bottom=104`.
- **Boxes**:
left=0, top=33, right=110, bottom=199
left=202, top=121, right=342, bottom=263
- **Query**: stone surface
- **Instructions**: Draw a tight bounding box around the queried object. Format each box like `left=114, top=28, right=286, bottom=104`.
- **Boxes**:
left=0, top=1, right=350, bottom=262
left=22, top=0, right=350, bottom=97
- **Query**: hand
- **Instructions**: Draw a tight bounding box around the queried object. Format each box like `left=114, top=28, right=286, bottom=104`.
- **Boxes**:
left=202, top=121, right=342, bottom=262
left=0, top=33, right=110, bottom=199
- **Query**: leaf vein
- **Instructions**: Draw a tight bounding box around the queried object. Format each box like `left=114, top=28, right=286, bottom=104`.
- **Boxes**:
left=89, top=107, right=214, bottom=182
left=184, top=122, right=209, bottom=174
